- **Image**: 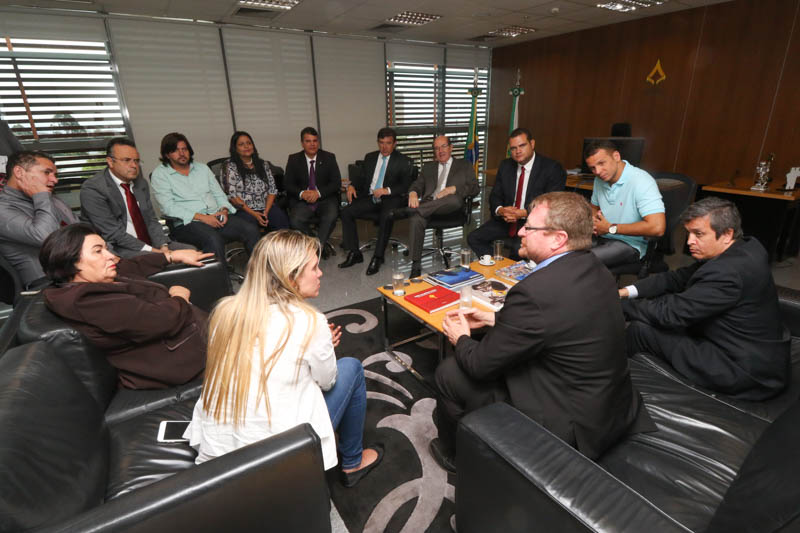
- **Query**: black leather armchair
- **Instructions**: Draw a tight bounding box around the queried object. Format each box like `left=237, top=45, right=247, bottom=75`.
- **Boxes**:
left=456, top=286, right=800, bottom=533
left=0, top=342, right=331, bottom=533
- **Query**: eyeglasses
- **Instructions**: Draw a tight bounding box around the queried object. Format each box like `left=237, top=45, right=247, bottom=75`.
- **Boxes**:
left=522, top=225, right=555, bottom=233
left=433, top=144, right=451, bottom=151
left=110, top=156, right=141, bottom=165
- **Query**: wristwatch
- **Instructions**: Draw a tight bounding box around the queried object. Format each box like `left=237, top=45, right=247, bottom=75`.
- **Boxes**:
left=608, top=224, right=618, bottom=235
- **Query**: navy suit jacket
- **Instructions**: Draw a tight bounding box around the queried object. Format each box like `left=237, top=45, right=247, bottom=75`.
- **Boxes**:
left=489, top=154, right=566, bottom=219
left=284, top=150, right=342, bottom=204
left=353, top=150, right=414, bottom=201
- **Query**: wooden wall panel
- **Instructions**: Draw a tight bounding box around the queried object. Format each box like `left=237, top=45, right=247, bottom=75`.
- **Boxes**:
left=488, top=0, right=800, bottom=186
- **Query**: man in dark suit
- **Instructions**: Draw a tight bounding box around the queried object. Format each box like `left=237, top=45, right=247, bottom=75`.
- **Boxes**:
left=80, top=137, right=192, bottom=258
left=284, top=126, right=342, bottom=259
left=467, top=127, right=566, bottom=259
left=400, top=135, right=479, bottom=278
left=432, top=191, right=654, bottom=473
left=621, top=197, right=790, bottom=400
left=338, top=127, right=414, bottom=275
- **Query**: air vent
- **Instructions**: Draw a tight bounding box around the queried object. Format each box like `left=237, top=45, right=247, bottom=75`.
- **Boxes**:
left=369, top=23, right=407, bottom=33
left=234, top=7, right=283, bottom=18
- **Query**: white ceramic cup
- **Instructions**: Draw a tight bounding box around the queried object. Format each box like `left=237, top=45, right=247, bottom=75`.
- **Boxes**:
left=480, top=255, right=493, bottom=264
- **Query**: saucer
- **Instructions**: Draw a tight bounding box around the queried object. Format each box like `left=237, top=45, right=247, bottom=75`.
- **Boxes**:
left=479, top=259, right=496, bottom=266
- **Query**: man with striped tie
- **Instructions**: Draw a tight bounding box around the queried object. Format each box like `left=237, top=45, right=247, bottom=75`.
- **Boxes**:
left=339, top=127, right=414, bottom=275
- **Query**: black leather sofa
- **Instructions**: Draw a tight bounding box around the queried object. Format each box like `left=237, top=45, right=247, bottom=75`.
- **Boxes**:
left=456, top=285, right=800, bottom=533
left=0, top=260, right=333, bottom=532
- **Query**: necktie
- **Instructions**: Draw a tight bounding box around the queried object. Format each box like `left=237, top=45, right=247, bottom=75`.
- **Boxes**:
left=509, top=166, right=525, bottom=237
left=121, top=183, right=151, bottom=245
left=308, top=159, right=318, bottom=211
left=435, top=162, right=448, bottom=195
left=372, top=155, right=388, bottom=204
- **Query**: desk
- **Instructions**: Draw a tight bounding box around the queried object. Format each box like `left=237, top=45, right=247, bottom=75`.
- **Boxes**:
left=377, top=258, right=518, bottom=380
left=566, top=174, right=596, bottom=192
left=700, top=182, right=800, bottom=262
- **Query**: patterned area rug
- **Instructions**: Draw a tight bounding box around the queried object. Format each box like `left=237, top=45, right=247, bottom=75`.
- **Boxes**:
left=323, top=297, right=454, bottom=533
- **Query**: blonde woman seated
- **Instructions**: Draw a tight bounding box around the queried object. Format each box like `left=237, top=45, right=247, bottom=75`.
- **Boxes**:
left=185, top=229, right=383, bottom=487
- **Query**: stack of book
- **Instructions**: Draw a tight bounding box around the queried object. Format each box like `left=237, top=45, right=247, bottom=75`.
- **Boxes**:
left=494, top=260, right=535, bottom=284
left=425, top=267, right=484, bottom=290
left=404, top=285, right=459, bottom=313
left=470, top=278, right=513, bottom=311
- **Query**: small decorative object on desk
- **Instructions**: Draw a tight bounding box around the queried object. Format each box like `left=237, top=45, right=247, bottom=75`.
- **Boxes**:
left=403, top=285, right=459, bottom=314
left=495, top=260, right=535, bottom=284
left=751, top=153, right=774, bottom=191
left=785, top=167, right=800, bottom=190
left=425, top=266, right=484, bottom=289
left=470, top=278, right=512, bottom=311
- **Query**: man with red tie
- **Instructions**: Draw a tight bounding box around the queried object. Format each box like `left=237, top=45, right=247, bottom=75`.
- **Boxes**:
left=81, top=137, right=193, bottom=258
left=467, top=128, right=566, bottom=260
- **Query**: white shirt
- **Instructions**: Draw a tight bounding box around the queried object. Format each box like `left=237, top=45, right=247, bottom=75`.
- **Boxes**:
left=370, top=153, right=392, bottom=195
left=109, top=169, right=151, bottom=252
left=436, top=157, right=453, bottom=195
left=185, top=305, right=339, bottom=470
left=496, top=153, right=536, bottom=215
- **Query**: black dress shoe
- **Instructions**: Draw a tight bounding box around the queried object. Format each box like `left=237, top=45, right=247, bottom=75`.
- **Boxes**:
left=366, top=256, right=384, bottom=276
left=410, top=262, right=422, bottom=279
left=429, top=438, right=456, bottom=474
left=339, top=443, right=385, bottom=488
left=338, top=251, right=364, bottom=268
left=321, top=246, right=331, bottom=260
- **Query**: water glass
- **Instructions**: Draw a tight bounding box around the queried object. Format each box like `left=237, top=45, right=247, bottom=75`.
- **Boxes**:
left=392, top=271, right=405, bottom=295
left=460, top=285, right=473, bottom=309
left=460, top=248, right=471, bottom=268
left=493, top=240, right=504, bottom=262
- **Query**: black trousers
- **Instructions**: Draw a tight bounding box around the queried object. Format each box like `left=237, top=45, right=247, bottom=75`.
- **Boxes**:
left=340, top=195, right=405, bottom=257
left=288, top=196, right=339, bottom=247
left=626, top=320, right=762, bottom=397
left=170, top=216, right=261, bottom=264
left=434, top=356, right=509, bottom=454
left=467, top=218, right=521, bottom=260
left=590, top=237, right=640, bottom=269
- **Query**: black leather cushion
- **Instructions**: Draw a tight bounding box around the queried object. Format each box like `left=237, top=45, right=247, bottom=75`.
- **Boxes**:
left=706, top=399, right=800, bottom=533
left=105, top=378, right=203, bottom=426
left=17, top=295, right=118, bottom=409
left=0, top=342, right=108, bottom=531
left=599, top=358, right=769, bottom=533
left=106, top=399, right=197, bottom=500
left=147, top=260, right=232, bottom=313
left=633, top=348, right=800, bottom=423
left=778, top=285, right=800, bottom=338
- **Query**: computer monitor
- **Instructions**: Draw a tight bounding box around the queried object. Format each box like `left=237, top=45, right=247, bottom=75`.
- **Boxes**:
left=580, top=137, right=645, bottom=174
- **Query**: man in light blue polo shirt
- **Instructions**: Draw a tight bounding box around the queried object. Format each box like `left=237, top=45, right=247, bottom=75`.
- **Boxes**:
left=585, top=140, right=665, bottom=268
left=151, top=132, right=260, bottom=265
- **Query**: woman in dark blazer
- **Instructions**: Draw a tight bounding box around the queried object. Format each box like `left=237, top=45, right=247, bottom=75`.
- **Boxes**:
left=40, top=223, right=212, bottom=389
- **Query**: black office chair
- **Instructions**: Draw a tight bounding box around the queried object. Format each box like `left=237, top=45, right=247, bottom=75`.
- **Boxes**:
left=414, top=194, right=479, bottom=269
left=0, top=254, right=23, bottom=306
left=347, top=160, right=411, bottom=254
left=609, top=173, right=697, bottom=279
left=611, top=122, right=632, bottom=137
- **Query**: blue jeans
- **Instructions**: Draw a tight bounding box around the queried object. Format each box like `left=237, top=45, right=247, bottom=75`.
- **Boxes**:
left=323, top=357, right=366, bottom=469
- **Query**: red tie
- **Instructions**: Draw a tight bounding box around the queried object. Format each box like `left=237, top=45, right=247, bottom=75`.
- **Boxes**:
left=509, top=166, right=525, bottom=237
left=120, top=183, right=151, bottom=245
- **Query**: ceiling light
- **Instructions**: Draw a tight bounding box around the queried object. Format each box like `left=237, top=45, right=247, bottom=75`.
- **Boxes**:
left=597, top=0, right=665, bottom=12
left=489, top=25, right=535, bottom=38
left=387, top=11, right=441, bottom=26
left=238, top=0, right=300, bottom=11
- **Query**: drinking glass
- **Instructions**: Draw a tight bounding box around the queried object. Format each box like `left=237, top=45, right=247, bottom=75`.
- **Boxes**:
left=460, top=248, right=471, bottom=268
left=460, top=285, right=473, bottom=309
left=493, top=240, right=504, bottom=262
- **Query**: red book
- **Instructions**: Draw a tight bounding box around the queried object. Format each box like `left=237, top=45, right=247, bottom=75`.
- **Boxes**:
left=404, top=285, right=459, bottom=314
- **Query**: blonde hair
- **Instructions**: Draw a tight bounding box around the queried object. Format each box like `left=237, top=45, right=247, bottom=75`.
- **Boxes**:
left=201, top=229, right=321, bottom=426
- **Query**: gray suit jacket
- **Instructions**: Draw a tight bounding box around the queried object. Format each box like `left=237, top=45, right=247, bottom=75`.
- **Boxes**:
left=410, top=158, right=479, bottom=201
left=80, top=168, right=169, bottom=257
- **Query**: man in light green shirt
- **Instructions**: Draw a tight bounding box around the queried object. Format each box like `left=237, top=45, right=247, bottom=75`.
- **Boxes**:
left=151, top=132, right=260, bottom=264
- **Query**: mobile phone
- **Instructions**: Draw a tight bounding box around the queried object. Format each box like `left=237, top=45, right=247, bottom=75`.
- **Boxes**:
left=157, top=420, right=190, bottom=443
left=216, top=214, right=225, bottom=222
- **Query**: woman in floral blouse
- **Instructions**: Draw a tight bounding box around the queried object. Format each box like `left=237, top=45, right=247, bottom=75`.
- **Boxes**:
left=221, top=131, right=290, bottom=232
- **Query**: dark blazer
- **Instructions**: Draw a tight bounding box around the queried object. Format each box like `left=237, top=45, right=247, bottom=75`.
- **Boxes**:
left=353, top=149, right=414, bottom=200
left=80, top=168, right=169, bottom=257
left=454, top=250, right=653, bottom=460
left=410, top=158, right=479, bottom=201
left=284, top=150, right=341, bottom=204
left=624, top=237, right=790, bottom=397
left=489, top=154, right=566, bottom=218
left=43, top=253, right=206, bottom=390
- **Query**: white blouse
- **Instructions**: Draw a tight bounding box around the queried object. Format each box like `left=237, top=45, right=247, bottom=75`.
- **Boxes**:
left=185, top=304, right=338, bottom=469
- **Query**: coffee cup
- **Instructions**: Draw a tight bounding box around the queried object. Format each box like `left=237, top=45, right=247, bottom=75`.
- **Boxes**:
left=479, top=255, right=494, bottom=265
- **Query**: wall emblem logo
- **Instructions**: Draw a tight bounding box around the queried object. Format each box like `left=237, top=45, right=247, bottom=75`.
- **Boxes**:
left=646, top=59, right=666, bottom=85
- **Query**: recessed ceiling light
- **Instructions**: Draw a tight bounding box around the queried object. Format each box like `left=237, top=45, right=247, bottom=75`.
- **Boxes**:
left=238, top=0, right=300, bottom=11
left=597, top=0, right=665, bottom=12
left=387, top=11, right=441, bottom=26
left=489, top=25, right=535, bottom=38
